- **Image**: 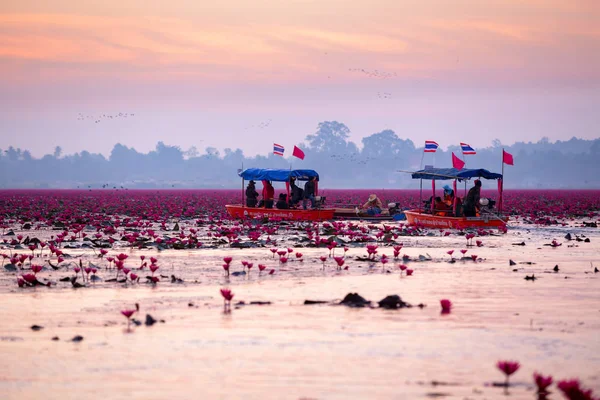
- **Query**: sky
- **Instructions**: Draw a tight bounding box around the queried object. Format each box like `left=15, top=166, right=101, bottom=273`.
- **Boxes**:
left=1, top=0, right=599, bottom=158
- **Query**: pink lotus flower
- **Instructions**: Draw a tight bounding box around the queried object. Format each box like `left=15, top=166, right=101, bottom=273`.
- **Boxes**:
left=320, top=256, right=327, bottom=263
left=223, top=256, right=232, bottom=265
left=440, top=299, right=452, bottom=314
left=460, top=249, right=467, bottom=255
left=246, top=263, right=253, bottom=270
left=150, top=256, right=158, bottom=264
left=122, top=267, right=130, bottom=275
left=471, top=254, right=478, bottom=261
left=150, top=264, right=159, bottom=273
left=476, top=240, right=483, bottom=247
left=557, top=379, right=596, bottom=400
left=17, top=277, right=26, bottom=287
left=270, top=248, right=277, bottom=257
left=533, top=372, right=553, bottom=393
left=220, top=288, right=234, bottom=301
left=295, top=252, right=303, bottom=259
left=447, top=250, right=454, bottom=256
left=22, top=273, right=36, bottom=283
left=74, top=267, right=81, bottom=274
left=268, top=269, right=275, bottom=275
left=406, top=269, right=413, bottom=276
left=129, top=272, right=138, bottom=281
left=279, top=257, right=288, bottom=264
left=258, top=264, right=266, bottom=272
left=31, top=264, right=43, bottom=274
left=121, top=303, right=139, bottom=329
left=496, top=360, right=520, bottom=386
left=116, top=253, right=128, bottom=261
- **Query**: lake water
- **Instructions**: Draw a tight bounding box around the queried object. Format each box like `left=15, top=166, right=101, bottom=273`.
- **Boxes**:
left=1, top=220, right=599, bottom=400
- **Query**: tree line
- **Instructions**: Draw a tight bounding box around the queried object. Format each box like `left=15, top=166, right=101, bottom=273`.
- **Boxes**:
left=1, top=121, right=599, bottom=189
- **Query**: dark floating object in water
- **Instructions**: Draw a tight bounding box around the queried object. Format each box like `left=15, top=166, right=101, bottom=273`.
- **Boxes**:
left=584, top=238, right=591, bottom=242
left=51, top=336, right=59, bottom=341
left=170, top=275, right=184, bottom=283
left=249, top=301, right=272, bottom=305
left=565, top=233, right=572, bottom=240
left=583, top=221, right=597, bottom=227
left=525, top=274, right=537, bottom=281
left=509, top=260, right=516, bottom=266
left=553, top=265, right=559, bottom=272
left=4, top=264, right=17, bottom=271
left=145, top=314, right=157, bottom=326
left=70, top=276, right=85, bottom=288
left=30, top=325, right=43, bottom=331
left=340, top=293, right=371, bottom=307
left=131, top=318, right=142, bottom=326
left=512, top=242, right=526, bottom=246
left=59, top=277, right=71, bottom=282
left=231, top=271, right=246, bottom=276
left=378, top=295, right=410, bottom=309
left=188, top=302, right=194, bottom=307
left=71, top=335, right=84, bottom=342
left=304, top=300, right=328, bottom=305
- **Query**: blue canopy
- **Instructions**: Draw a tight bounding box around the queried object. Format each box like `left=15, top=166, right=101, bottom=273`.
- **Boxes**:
left=239, top=168, right=319, bottom=182
left=411, top=167, right=502, bottom=181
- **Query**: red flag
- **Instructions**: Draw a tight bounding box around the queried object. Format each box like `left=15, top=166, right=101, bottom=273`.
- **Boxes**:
left=292, top=145, right=305, bottom=160
left=503, top=150, right=514, bottom=166
left=452, top=152, right=465, bottom=170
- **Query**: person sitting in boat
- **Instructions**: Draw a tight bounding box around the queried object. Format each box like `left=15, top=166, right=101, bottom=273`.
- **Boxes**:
left=303, top=176, right=316, bottom=210
left=289, top=177, right=304, bottom=207
left=361, top=194, right=383, bottom=216
left=245, top=180, right=258, bottom=207
left=434, top=196, right=451, bottom=216
left=443, top=185, right=454, bottom=206
left=276, top=193, right=289, bottom=209
left=462, top=179, right=481, bottom=217
left=257, top=180, right=275, bottom=209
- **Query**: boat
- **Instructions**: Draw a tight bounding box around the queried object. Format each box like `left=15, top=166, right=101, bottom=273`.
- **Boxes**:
left=403, top=167, right=509, bottom=230
left=225, top=168, right=336, bottom=221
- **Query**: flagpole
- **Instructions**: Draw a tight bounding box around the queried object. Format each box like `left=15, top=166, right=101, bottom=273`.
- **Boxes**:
left=500, top=148, right=505, bottom=214
left=460, top=144, right=466, bottom=168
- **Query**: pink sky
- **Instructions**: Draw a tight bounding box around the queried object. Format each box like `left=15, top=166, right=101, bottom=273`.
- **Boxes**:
left=1, top=0, right=599, bottom=157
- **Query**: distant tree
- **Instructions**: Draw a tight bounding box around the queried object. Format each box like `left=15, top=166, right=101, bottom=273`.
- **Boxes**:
left=305, top=121, right=351, bottom=153
left=184, top=146, right=199, bottom=159
left=53, top=146, right=62, bottom=159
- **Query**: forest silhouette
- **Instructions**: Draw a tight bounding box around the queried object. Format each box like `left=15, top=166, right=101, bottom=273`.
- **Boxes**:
left=1, top=121, right=598, bottom=189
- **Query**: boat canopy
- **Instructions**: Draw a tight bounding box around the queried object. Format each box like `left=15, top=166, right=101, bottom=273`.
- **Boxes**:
left=411, top=167, right=502, bottom=181
left=239, top=168, right=319, bottom=182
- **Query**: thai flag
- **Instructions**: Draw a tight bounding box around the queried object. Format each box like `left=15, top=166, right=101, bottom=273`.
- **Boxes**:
left=273, top=143, right=285, bottom=156
left=424, top=140, right=439, bottom=153
left=460, top=142, right=476, bottom=155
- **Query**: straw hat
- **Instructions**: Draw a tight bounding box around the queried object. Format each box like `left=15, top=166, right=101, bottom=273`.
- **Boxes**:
left=368, top=194, right=377, bottom=202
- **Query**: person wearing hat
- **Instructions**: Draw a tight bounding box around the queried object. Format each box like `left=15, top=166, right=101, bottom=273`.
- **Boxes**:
left=443, top=185, right=454, bottom=206
left=289, top=177, right=304, bottom=207
left=361, top=194, right=383, bottom=216
left=462, top=179, right=481, bottom=217
left=245, top=180, right=258, bottom=207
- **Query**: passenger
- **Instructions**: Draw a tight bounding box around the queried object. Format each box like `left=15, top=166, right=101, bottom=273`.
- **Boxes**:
left=303, top=176, right=316, bottom=210
left=443, top=185, right=455, bottom=206
left=361, top=194, right=383, bottom=216
left=434, top=196, right=451, bottom=216
left=462, top=179, right=482, bottom=217
left=245, top=180, right=258, bottom=208
left=289, top=177, right=304, bottom=207
left=257, top=180, right=274, bottom=209
left=276, top=193, right=289, bottom=209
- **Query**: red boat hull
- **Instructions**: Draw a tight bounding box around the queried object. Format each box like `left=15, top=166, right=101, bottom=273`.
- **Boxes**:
left=404, top=209, right=508, bottom=230
left=225, top=205, right=335, bottom=221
